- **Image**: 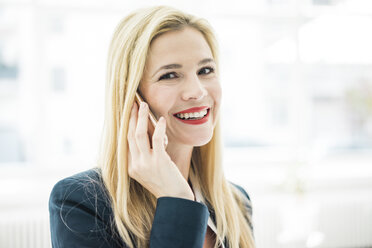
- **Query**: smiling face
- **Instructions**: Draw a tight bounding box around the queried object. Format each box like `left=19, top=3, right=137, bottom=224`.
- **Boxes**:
left=139, top=27, right=222, bottom=147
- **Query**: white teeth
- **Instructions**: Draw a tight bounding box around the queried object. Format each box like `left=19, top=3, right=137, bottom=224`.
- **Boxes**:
left=176, top=109, right=208, bottom=120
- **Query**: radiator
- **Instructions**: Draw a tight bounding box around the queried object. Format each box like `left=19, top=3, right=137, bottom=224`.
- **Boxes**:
left=0, top=209, right=51, bottom=248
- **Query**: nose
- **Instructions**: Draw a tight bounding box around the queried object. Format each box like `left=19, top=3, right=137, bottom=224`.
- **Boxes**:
left=181, top=74, right=208, bottom=101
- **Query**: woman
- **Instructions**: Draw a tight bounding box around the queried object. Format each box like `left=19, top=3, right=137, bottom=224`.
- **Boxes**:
left=49, top=5, right=255, bottom=248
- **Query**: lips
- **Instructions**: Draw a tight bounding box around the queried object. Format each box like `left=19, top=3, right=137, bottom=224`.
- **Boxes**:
left=173, top=106, right=209, bottom=115
left=174, top=108, right=210, bottom=125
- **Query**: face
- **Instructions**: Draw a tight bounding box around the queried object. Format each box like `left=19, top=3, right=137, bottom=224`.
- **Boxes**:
left=139, top=27, right=222, bottom=147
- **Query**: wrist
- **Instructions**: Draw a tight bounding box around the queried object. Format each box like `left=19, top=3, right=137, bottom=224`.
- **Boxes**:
left=157, top=191, right=195, bottom=201
left=173, top=190, right=195, bottom=201
left=178, top=192, right=195, bottom=201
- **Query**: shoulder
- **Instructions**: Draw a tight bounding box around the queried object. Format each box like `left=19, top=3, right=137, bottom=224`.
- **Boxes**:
left=50, top=168, right=104, bottom=193
left=49, top=168, right=108, bottom=205
left=229, top=182, right=254, bottom=232
left=49, top=169, right=126, bottom=247
left=229, top=181, right=253, bottom=217
left=230, top=182, right=251, bottom=201
left=49, top=168, right=113, bottom=232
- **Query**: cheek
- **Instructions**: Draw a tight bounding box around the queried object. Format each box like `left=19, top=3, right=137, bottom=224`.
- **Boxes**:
left=146, top=88, right=174, bottom=118
left=210, top=83, right=222, bottom=106
left=209, top=84, right=222, bottom=125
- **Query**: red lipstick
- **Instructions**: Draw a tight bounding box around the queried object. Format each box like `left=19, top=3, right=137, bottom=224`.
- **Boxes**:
left=174, top=108, right=210, bottom=125
left=174, top=106, right=209, bottom=115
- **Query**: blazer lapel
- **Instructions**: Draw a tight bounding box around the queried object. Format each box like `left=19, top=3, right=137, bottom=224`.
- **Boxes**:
left=188, top=172, right=227, bottom=248
left=208, top=207, right=229, bottom=248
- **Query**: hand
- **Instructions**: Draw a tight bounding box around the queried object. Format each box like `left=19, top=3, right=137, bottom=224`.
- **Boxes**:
left=127, top=102, right=194, bottom=201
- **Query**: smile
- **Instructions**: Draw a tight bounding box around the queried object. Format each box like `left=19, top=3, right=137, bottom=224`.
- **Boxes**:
left=173, top=108, right=210, bottom=125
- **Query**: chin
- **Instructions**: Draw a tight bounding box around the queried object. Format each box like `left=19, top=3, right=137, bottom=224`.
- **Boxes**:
left=189, top=132, right=214, bottom=147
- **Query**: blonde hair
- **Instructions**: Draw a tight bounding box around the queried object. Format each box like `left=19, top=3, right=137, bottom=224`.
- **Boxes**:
left=97, top=5, right=255, bottom=248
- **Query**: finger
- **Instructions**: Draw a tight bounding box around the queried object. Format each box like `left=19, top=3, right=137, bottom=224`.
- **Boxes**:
left=152, top=116, right=167, bottom=154
left=135, top=102, right=151, bottom=155
left=127, top=103, right=140, bottom=158
left=127, top=145, right=138, bottom=179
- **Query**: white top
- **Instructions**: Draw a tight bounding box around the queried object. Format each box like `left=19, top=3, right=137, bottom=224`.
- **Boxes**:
left=189, top=168, right=226, bottom=248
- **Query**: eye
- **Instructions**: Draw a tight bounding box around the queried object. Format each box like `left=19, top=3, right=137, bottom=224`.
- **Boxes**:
left=198, top=66, right=215, bottom=75
left=159, top=72, right=178, bottom=81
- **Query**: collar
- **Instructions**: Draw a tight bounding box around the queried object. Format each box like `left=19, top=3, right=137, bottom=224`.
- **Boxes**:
left=189, top=168, right=226, bottom=248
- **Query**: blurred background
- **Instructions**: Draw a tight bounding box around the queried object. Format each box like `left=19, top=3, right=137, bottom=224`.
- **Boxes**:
left=1, top=0, right=372, bottom=247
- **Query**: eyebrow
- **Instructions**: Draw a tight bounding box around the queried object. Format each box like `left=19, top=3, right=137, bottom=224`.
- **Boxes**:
left=151, top=58, right=215, bottom=78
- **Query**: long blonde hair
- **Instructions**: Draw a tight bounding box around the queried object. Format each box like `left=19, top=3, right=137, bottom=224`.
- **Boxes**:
left=97, top=5, right=255, bottom=248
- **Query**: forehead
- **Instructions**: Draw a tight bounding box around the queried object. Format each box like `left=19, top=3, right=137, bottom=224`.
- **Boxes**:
left=146, top=27, right=213, bottom=68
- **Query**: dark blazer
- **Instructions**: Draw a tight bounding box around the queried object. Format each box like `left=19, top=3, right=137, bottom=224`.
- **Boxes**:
left=49, top=169, right=253, bottom=248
